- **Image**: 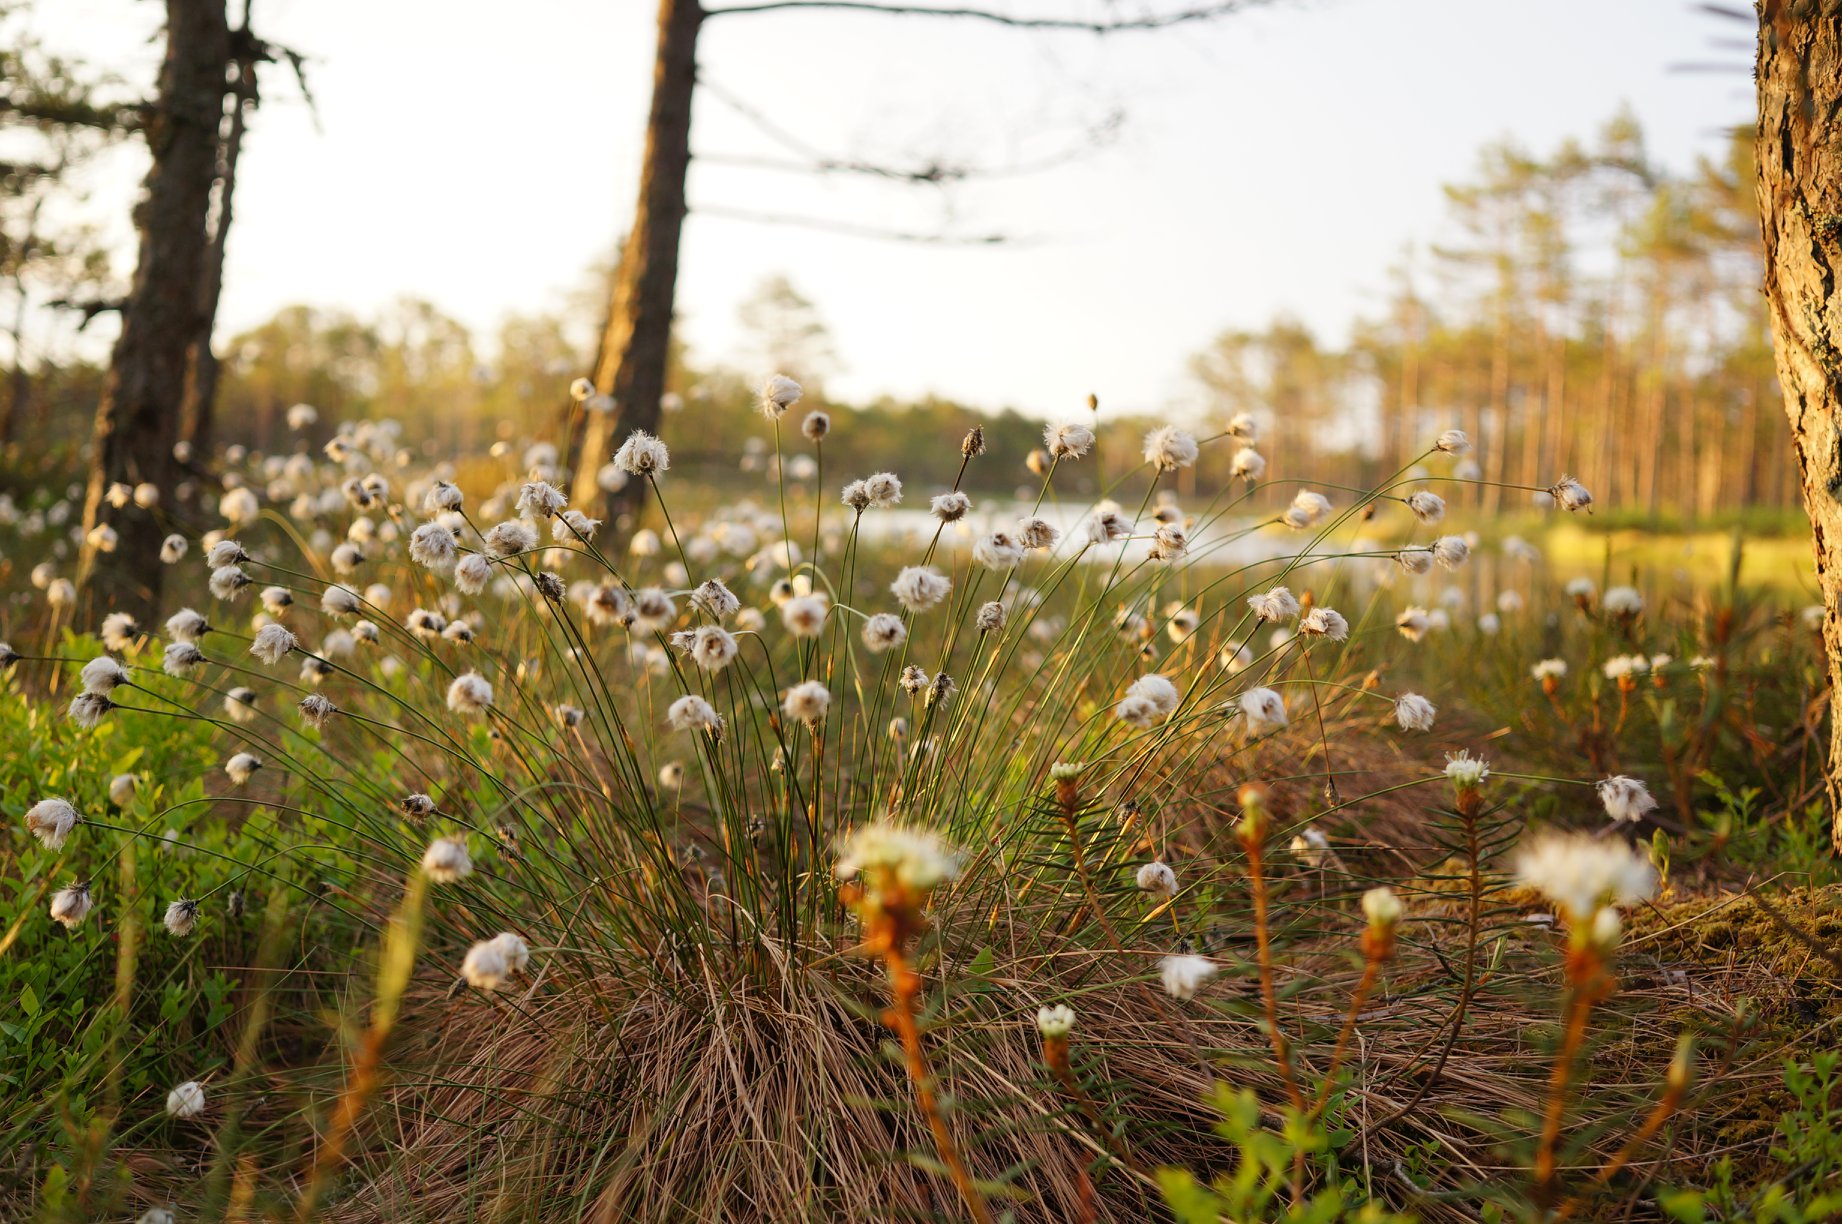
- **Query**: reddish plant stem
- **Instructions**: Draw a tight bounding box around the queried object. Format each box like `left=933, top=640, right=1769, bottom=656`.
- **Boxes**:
left=882, top=942, right=994, bottom=1224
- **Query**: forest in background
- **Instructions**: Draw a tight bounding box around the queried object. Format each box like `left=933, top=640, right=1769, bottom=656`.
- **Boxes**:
left=4, top=102, right=1793, bottom=523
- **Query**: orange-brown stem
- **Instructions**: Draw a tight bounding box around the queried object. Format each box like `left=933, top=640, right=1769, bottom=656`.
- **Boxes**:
left=1046, top=1037, right=1147, bottom=1177
left=1311, top=953, right=1382, bottom=1119
left=1552, top=1073, right=1688, bottom=1222
left=1245, top=835, right=1305, bottom=1112
left=1534, top=957, right=1604, bottom=1208
left=1375, top=800, right=1482, bottom=1123
left=882, top=941, right=994, bottom=1224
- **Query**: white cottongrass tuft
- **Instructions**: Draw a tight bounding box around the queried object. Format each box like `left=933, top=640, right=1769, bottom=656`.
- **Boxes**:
left=515, top=479, right=568, bottom=518
left=447, top=673, right=493, bottom=715
left=1597, top=775, right=1658, bottom=824
left=1395, top=607, right=1431, bottom=642
left=973, top=530, right=1025, bottom=570
left=1513, top=831, right=1657, bottom=922
left=1550, top=475, right=1594, bottom=512
left=409, top=521, right=458, bottom=568
left=421, top=836, right=473, bottom=883
left=483, top=520, right=538, bottom=557
left=782, top=680, right=831, bottom=724
left=225, top=753, right=262, bottom=784
left=460, top=931, right=530, bottom=991
left=1159, top=954, right=1218, bottom=1000
left=1602, top=586, right=1644, bottom=617
left=1394, top=693, right=1436, bottom=732
left=1299, top=607, right=1349, bottom=641
left=1282, top=490, right=1332, bottom=530
left=163, top=899, right=199, bottom=936
left=1361, top=886, right=1404, bottom=928
left=689, top=625, right=738, bottom=672
left=1135, top=860, right=1179, bottom=898
left=613, top=430, right=670, bottom=476
left=100, top=612, right=139, bottom=652
left=691, top=578, right=740, bottom=621
left=861, top=613, right=907, bottom=653
left=1247, top=586, right=1299, bottom=623
left=1230, top=446, right=1266, bottom=481
left=780, top=594, right=830, bottom=638
left=1435, top=429, right=1471, bottom=454
left=1238, top=686, right=1288, bottom=731
left=667, top=694, right=723, bottom=735
left=759, top=373, right=803, bottom=417
left=455, top=554, right=492, bottom=595
left=249, top=624, right=298, bottom=665
left=1432, top=535, right=1470, bottom=570
left=50, top=882, right=94, bottom=928
left=26, top=799, right=80, bottom=849
left=166, top=1080, right=207, bottom=1119
left=80, top=655, right=129, bottom=695
left=862, top=472, right=903, bottom=507
left=1044, top=422, right=1094, bottom=459
left=930, top=491, right=971, bottom=522
left=322, top=584, right=362, bottom=615
left=1142, top=426, right=1199, bottom=471
left=889, top=566, right=951, bottom=612
left=1017, top=516, right=1060, bottom=551
left=1405, top=490, right=1446, bottom=524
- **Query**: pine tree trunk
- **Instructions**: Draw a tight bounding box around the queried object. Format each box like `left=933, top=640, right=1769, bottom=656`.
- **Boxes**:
left=1756, top=0, right=1842, bottom=848
left=181, top=53, right=254, bottom=456
left=568, top=0, right=702, bottom=529
left=77, top=0, right=230, bottom=624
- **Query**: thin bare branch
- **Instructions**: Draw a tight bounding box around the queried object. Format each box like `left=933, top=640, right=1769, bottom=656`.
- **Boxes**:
left=703, top=0, right=1263, bottom=31
left=696, top=203, right=1015, bottom=244
left=698, top=77, right=1124, bottom=185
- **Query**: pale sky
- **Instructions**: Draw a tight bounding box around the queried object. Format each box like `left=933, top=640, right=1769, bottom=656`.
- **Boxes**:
left=34, top=0, right=1748, bottom=418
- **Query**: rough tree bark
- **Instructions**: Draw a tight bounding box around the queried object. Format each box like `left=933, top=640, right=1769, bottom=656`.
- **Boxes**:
left=1756, top=0, right=1842, bottom=849
left=180, top=45, right=257, bottom=455
left=567, top=0, right=701, bottom=528
left=77, top=0, right=231, bottom=624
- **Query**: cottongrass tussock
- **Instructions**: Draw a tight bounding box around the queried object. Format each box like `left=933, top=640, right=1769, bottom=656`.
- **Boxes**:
left=9, top=376, right=1782, bottom=1223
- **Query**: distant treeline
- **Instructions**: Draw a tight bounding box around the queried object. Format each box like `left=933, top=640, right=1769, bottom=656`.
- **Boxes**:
left=5, top=113, right=1796, bottom=525
left=1186, top=113, right=1791, bottom=521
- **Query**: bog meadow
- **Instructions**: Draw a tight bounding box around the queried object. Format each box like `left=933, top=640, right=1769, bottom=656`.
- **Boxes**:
left=4, top=1, right=1842, bottom=1221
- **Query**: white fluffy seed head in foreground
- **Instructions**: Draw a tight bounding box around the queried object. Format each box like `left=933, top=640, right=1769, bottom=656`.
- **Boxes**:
left=460, top=938, right=510, bottom=990
left=613, top=430, right=670, bottom=476
left=447, top=673, right=493, bottom=715
left=889, top=566, right=950, bottom=613
left=1513, top=831, right=1658, bottom=922
left=26, top=798, right=80, bottom=849
left=782, top=680, right=831, bottom=725
left=1136, top=860, right=1179, bottom=898
left=1159, top=954, right=1217, bottom=1000
left=51, top=882, right=94, bottom=928
left=759, top=373, right=802, bottom=417
left=1247, top=586, right=1299, bottom=623
left=421, top=836, right=473, bottom=883
left=834, top=821, right=958, bottom=895
left=1036, top=1004, right=1076, bottom=1038
left=1143, top=426, right=1199, bottom=471
left=166, top=1080, right=207, bottom=1119
left=1597, top=775, right=1658, bottom=824
left=1394, top=693, right=1436, bottom=732
left=1361, top=886, right=1403, bottom=928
